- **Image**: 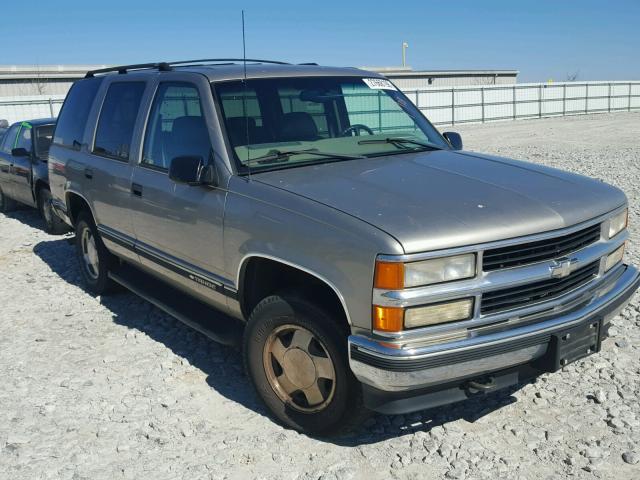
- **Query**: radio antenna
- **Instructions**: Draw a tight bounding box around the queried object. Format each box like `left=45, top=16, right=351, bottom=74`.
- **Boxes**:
left=241, top=10, right=251, bottom=180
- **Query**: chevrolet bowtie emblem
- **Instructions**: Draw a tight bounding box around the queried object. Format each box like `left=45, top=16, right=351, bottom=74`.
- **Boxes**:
left=549, top=257, right=578, bottom=278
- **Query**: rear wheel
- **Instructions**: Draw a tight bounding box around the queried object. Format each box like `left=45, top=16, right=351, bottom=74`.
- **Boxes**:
left=0, top=185, right=16, bottom=213
left=75, top=211, right=115, bottom=294
left=243, top=293, right=365, bottom=435
left=37, top=187, right=68, bottom=234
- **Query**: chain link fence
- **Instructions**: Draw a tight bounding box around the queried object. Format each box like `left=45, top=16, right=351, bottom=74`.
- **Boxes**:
left=407, top=81, right=640, bottom=126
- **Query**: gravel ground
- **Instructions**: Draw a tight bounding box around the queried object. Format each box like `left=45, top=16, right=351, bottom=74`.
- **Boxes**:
left=1, top=112, right=640, bottom=480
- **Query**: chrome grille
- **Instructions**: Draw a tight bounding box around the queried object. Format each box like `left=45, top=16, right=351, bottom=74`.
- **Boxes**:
left=481, top=260, right=600, bottom=315
left=483, top=223, right=601, bottom=271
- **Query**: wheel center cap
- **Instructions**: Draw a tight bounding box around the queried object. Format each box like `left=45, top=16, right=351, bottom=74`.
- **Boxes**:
left=282, top=348, right=316, bottom=389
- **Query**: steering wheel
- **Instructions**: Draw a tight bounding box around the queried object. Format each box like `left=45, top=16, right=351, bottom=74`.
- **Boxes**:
left=340, top=124, right=375, bottom=137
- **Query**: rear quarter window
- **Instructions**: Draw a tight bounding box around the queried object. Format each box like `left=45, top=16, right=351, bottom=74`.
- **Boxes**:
left=53, top=77, right=104, bottom=149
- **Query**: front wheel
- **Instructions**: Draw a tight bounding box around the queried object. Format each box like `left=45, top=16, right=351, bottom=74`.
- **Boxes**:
left=75, top=211, right=115, bottom=295
left=38, top=187, right=68, bottom=234
left=243, top=293, right=365, bottom=435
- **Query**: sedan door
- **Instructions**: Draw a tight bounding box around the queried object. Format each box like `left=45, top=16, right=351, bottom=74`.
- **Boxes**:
left=0, top=123, right=20, bottom=199
left=129, top=78, right=230, bottom=311
left=10, top=122, right=36, bottom=207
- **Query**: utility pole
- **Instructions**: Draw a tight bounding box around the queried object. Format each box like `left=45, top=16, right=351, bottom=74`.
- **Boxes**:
left=402, top=42, right=409, bottom=67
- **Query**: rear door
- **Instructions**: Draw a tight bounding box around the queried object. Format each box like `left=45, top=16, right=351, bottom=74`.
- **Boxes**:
left=10, top=122, right=36, bottom=206
left=129, top=75, right=230, bottom=309
left=85, top=79, right=148, bottom=260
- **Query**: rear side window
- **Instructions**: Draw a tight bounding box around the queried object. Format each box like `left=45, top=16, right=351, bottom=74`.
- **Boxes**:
left=35, top=124, right=55, bottom=159
left=93, top=82, right=145, bottom=161
left=53, top=77, right=103, bottom=149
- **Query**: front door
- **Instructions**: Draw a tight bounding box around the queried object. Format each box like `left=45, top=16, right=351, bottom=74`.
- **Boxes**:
left=129, top=79, right=229, bottom=309
left=0, top=123, right=20, bottom=199
left=10, top=122, right=36, bottom=207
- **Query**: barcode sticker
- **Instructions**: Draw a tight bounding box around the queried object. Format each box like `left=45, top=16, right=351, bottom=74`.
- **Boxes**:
left=362, top=78, right=397, bottom=90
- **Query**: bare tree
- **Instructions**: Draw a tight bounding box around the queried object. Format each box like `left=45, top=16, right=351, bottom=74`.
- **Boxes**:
left=21, top=65, right=48, bottom=95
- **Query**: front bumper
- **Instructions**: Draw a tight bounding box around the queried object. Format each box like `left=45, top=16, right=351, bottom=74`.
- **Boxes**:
left=349, top=264, right=640, bottom=412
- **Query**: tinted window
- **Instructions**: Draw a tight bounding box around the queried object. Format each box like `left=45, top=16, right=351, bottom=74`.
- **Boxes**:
left=34, top=124, right=55, bottom=159
left=15, top=124, right=32, bottom=151
left=53, top=77, right=103, bottom=149
left=0, top=124, right=20, bottom=153
left=93, top=82, right=145, bottom=161
left=142, top=83, right=210, bottom=170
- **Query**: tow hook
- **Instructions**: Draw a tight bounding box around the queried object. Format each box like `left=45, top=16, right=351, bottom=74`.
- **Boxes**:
left=465, top=376, right=497, bottom=394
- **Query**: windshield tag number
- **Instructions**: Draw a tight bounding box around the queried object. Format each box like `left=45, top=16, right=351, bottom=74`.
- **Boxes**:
left=362, top=78, right=397, bottom=91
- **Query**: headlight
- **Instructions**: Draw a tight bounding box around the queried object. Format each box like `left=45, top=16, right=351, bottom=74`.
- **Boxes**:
left=404, top=298, right=474, bottom=328
left=608, top=208, right=628, bottom=239
left=605, top=244, right=625, bottom=271
left=404, top=254, right=476, bottom=287
left=374, top=254, right=476, bottom=290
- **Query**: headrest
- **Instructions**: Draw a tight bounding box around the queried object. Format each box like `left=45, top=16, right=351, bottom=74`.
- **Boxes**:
left=226, top=116, right=257, bottom=145
left=279, top=112, right=319, bottom=141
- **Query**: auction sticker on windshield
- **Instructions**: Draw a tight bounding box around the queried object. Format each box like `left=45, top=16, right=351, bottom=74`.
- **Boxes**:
left=362, top=78, right=397, bottom=90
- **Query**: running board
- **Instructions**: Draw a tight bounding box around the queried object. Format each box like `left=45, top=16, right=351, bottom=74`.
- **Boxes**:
left=108, top=263, right=243, bottom=347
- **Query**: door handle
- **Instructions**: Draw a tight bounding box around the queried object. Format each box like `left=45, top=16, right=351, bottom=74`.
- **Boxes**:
left=84, top=168, right=93, bottom=179
left=131, top=183, right=143, bottom=197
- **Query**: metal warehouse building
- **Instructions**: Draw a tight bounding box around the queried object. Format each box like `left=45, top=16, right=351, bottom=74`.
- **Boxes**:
left=365, top=66, right=519, bottom=88
left=0, top=64, right=518, bottom=97
left=0, top=65, right=107, bottom=96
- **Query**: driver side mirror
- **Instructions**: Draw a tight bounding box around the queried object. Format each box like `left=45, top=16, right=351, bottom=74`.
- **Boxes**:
left=169, top=156, right=217, bottom=186
left=443, top=132, right=463, bottom=150
left=11, top=147, right=30, bottom=157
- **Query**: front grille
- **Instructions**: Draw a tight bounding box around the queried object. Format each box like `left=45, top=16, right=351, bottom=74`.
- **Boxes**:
left=481, top=260, right=600, bottom=315
left=483, top=223, right=601, bottom=271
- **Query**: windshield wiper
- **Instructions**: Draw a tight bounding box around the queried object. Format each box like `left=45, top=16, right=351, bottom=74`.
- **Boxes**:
left=358, top=137, right=442, bottom=150
left=245, top=148, right=365, bottom=166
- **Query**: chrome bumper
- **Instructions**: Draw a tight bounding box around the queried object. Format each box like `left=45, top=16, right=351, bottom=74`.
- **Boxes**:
left=349, top=264, right=640, bottom=392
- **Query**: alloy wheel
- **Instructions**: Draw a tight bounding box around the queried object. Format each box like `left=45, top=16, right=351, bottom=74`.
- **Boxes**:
left=80, top=227, right=100, bottom=280
left=262, top=324, right=337, bottom=413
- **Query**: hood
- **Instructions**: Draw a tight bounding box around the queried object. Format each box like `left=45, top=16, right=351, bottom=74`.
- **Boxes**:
left=254, top=150, right=626, bottom=253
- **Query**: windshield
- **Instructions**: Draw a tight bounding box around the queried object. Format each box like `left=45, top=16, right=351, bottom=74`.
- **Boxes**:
left=214, top=76, right=450, bottom=173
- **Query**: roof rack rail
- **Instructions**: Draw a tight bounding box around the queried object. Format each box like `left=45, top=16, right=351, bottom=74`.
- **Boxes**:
left=298, top=62, right=318, bottom=65
left=167, top=58, right=290, bottom=66
left=85, top=62, right=171, bottom=78
left=85, top=58, right=291, bottom=78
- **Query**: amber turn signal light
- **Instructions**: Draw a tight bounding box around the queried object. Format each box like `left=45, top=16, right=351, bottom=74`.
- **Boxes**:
left=374, top=261, right=404, bottom=290
left=373, top=305, right=404, bottom=332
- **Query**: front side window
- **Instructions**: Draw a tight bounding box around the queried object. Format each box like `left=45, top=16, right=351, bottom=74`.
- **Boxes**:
left=15, top=123, right=32, bottom=152
left=34, top=124, right=55, bottom=159
left=1, top=124, right=20, bottom=153
left=142, top=82, right=210, bottom=171
left=214, top=76, right=449, bottom=173
left=93, top=82, right=145, bottom=161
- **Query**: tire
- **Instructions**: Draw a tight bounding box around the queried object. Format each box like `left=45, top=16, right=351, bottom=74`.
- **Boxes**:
left=0, top=185, right=16, bottom=213
left=37, top=187, right=69, bottom=235
left=74, top=210, right=115, bottom=295
left=243, top=293, right=365, bottom=435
